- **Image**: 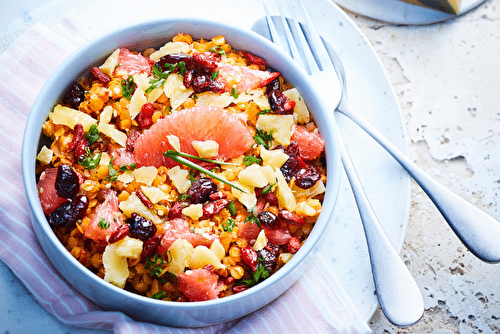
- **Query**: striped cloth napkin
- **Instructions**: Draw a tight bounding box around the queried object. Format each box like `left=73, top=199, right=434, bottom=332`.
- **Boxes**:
left=0, top=17, right=372, bottom=334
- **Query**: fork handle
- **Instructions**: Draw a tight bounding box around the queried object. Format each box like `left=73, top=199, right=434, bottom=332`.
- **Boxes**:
left=336, top=124, right=424, bottom=326
left=337, top=105, right=500, bottom=263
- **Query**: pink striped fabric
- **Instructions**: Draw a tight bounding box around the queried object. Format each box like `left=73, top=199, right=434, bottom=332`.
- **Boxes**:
left=0, top=18, right=371, bottom=334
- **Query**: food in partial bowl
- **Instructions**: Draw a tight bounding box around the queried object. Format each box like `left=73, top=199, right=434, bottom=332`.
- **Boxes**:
left=23, top=18, right=341, bottom=327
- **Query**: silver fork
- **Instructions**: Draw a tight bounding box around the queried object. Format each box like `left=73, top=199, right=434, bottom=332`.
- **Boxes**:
left=265, top=0, right=424, bottom=326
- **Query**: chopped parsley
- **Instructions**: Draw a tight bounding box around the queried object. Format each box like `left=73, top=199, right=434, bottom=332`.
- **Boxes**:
left=85, top=124, right=99, bottom=144
left=119, top=163, right=136, bottom=171
left=106, top=159, right=118, bottom=181
left=239, top=261, right=270, bottom=287
left=261, top=182, right=276, bottom=195
left=227, top=201, right=237, bottom=216
left=120, top=75, right=136, bottom=100
left=254, top=129, right=273, bottom=149
left=209, top=46, right=226, bottom=56
left=98, top=217, right=110, bottom=229
left=178, top=193, right=191, bottom=202
left=79, top=148, right=101, bottom=169
left=258, top=109, right=272, bottom=115
left=211, top=70, right=219, bottom=81
left=151, top=291, right=167, bottom=300
left=243, top=155, right=262, bottom=166
left=230, top=87, right=239, bottom=99
left=145, top=254, right=166, bottom=277
left=244, top=210, right=261, bottom=229
left=222, top=218, right=236, bottom=232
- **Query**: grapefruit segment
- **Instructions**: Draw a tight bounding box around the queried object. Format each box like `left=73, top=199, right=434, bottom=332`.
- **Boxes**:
left=84, top=189, right=123, bottom=243
left=37, top=168, right=67, bottom=215
left=115, top=48, right=154, bottom=76
left=133, top=106, right=253, bottom=168
left=178, top=268, right=219, bottom=301
left=217, top=64, right=279, bottom=93
left=158, top=218, right=219, bottom=253
left=291, top=125, right=325, bottom=160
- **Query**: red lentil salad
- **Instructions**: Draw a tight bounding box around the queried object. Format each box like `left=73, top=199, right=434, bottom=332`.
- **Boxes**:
left=35, top=33, right=327, bottom=302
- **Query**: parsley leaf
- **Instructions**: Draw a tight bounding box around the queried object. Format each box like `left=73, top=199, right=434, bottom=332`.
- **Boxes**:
left=119, top=163, right=136, bottom=171
left=120, top=75, right=136, bottom=100
left=98, top=217, right=110, bottom=229
left=85, top=124, right=99, bottom=144
left=106, top=159, right=118, bottom=181
left=211, top=70, right=219, bottom=81
left=79, top=148, right=101, bottom=169
left=261, top=182, right=276, bottom=195
left=222, top=218, right=236, bottom=232
left=151, top=291, right=167, bottom=300
left=209, top=46, right=226, bottom=56
left=243, top=155, right=262, bottom=166
left=254, top=129, right=273, bottom=149
left=145, top=254, right=166, bottom=277
left=244, top=210, right=261, bottom=229
left=226, top=201, right=237, bottom=216
left=230, top=87, right=239, bottom=99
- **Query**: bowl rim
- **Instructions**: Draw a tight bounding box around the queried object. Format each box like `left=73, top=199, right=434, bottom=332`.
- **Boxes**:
left=21, top=16, right=342, bottom=321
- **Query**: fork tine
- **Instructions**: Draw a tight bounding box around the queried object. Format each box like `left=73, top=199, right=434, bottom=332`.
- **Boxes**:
left=275, top=1, right=307, bottom=70
left=264, top=4, right=285, bottom=52
left=296, top=0, right=335, bottom=71
left=286, top=0, right=319, bottom=74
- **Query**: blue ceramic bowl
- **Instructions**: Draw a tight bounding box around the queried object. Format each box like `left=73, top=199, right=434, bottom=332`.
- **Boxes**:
left=22, top=18, right=341, bottom=327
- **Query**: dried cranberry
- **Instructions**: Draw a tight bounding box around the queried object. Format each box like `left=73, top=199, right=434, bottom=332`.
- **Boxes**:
left=49, top=195, right=88, bottom=227
left=258, top=243, right=280, bottom=272
left=91, top=67, right=111, bottom=85
left=287, top=236, right=301, bottom=254
left=169, top=202, right=183, bottom=219
left=202, top=199, right=230, bottom=218
left=295, top=166, right=321, bottom=189
left=141, top=234, right=162, bottom=260
left=209, top=191, right=227, bottom=200
left=126, top=130, right=140, bottom=152
left=241, top=51, right=267, bottom=66
left=233, top=285, right=249, bottom=293
left=63, top=83, right=85, bottom=109
left=192, top=74, right=224, bottom=93
left=240, top=246, right=258, bottom=272
left=183, top=70, right=194, bottom=88
left=258, top=211, right=280, bottom=230
left=74, top=140, right=87, bottom=161
left=126, top=213, right=157, bottom=241
left=156, top=53, right=195, bottom=71
left=280, top=156, right=303, bottom=182
left=136, top=189, right=153, bottom=209
left=187, top=178, right=219, bottom=204
left=55, top=164, right=79, bottom=199
left=137, top=102, right=155, bottom=129
left=108, top=224, right=130, bottom=244
left=193, top=52, right=221, bottom=69
left=68, top=123, right=84, bottom=151
left=278, top=210, right=306, bottom=226
left=268, top=89, right=295, bottom=115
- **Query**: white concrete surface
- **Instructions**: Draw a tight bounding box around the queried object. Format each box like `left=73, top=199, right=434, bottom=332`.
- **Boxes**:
left=345, top=0, right=500, bottom=332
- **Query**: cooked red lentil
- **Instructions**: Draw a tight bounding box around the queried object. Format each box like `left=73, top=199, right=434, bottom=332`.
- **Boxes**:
left=36, top=33, right=327, bottom=301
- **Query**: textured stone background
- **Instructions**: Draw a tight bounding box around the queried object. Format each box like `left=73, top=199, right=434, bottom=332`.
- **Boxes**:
left=345, top=1, right=500, bottom=332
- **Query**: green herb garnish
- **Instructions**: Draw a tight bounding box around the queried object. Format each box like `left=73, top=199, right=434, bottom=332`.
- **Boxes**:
left=178, top=193, right=191, bottom=202
left=244, top=210, right=261, bottom=229
left=243, top=155, right=262, bottom=166
left=163, top=150, right=246, bottom=193
left=211, top=70, right=219, bottom=80
left=230, top=87, right=239, bottom=99
left=98, top=217, right=110, bottom=229
left=257, top=109, right=272, bottom=115
left=222, top=218, right=236, bottom=232
left=209, top=46, right=226, bottom=56
left=227, top=201, right=237, bottom=216
left=254, top=129, right=273, bottom=149
left=79, top=148, right=101, bottom=169
left=107, top=159, right=118, bottom=181
left=120, top=75, right=136, bottom=100
left=85, top=124, right=99, bottom=144
left=151, top=291, right=167, bottom=300
left=119, top=163, right=136, bottom=171
left=261, top=182, right=276, bottom=195
left=145, top=254, right=166, bottom=277
left=239, top=260, right=270, bottom=287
